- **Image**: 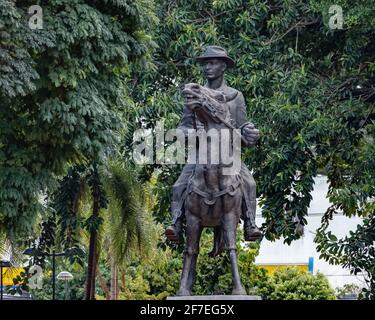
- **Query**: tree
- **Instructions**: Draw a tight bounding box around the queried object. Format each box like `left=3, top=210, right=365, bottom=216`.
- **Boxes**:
left=0, top=0, right=157, bottom=237
left=20, top=159, right=153, bottom=300
left=3, top=0, right=374, bottom=299
left=125, top=0, right=374, bottom=297
left=100, top=161, right=153, bottom=300
left=11, top=163, right=106, bottom=299
left=82, top=162, right=107, bottom=300
left=316, top=214, right=375, bottom=299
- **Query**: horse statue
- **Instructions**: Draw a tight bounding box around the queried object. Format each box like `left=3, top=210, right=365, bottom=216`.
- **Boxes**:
left=176, top=83, right=247, bottom=296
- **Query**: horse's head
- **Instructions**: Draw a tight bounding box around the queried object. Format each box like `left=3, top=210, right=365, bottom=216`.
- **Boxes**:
left=182, top=83, right=227, bottom=117
left=182, top=83, right=205, bottom=111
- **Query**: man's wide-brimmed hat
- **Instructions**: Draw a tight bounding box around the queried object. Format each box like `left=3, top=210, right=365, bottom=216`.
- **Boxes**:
left=196, top=46, right=236, bottom=68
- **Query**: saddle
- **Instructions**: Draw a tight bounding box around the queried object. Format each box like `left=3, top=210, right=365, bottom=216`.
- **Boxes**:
left=187, top=174, right=242, bottom=205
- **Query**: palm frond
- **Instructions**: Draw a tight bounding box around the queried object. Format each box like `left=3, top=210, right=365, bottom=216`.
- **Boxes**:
left=104, top=161, right=152, bottom=266
left=0, top=232, right=10, bottom=259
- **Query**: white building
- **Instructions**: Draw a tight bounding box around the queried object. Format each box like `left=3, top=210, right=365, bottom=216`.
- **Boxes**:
left=255, top=174, right=366, bottom=289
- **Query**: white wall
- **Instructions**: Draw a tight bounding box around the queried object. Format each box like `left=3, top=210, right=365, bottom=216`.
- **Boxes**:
left=255, top=175, right=366, bottom=289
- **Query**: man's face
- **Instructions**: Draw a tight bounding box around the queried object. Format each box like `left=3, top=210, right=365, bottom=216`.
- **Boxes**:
left=201, top=58, right=227, bottom=80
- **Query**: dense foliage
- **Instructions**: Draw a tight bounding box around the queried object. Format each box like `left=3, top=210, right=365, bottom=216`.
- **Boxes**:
left=0, top=0, right=157, bottom=236
left=125, top=0, right=375, bottom=297
left=1, top=0, right=374, bottom=300
left=258, top=267, right=336, bottom=300
left=28, top=258, right=86, bottom=300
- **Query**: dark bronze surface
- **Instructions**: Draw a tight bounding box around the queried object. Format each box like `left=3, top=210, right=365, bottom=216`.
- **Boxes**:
left=167, top=46, right=262, bottom=296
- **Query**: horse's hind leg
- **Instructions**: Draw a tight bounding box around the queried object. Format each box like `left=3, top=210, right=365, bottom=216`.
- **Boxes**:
left=209, top=226, right=225, bottom=257
left=222, top=212, right=247, bottom=295
left=176, top=214, right=202, bottom=296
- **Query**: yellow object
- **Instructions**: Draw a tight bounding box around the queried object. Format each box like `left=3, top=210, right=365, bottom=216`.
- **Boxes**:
left=257, top=264, right=308, bottom=275
left=1, top=268, right=24, bottom=286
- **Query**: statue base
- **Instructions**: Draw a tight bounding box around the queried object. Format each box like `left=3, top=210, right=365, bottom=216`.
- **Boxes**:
left=167, top=295, right=261, bottom=300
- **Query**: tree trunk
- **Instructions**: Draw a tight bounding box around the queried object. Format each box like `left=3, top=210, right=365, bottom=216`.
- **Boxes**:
left=90, top=246, right=100, bottom=300
left=84, top=183, right=100, bottom=300
left=121, top=273, right=126, bottom=291
left=110, top=256, right=118, bottom=300
left=97, top=268, right=110, bottom=300
left=84, top=228, right=97, bottom=300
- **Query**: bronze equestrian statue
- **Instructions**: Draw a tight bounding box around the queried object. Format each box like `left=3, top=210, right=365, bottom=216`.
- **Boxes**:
left=165, top=46, right=262, bottom=296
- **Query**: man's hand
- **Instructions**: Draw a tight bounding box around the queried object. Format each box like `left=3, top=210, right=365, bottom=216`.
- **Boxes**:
left=242, top=123, right=260, bottom=146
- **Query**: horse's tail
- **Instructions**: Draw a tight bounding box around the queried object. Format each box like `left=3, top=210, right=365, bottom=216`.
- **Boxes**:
left=208, top=226, right=225, bottom=257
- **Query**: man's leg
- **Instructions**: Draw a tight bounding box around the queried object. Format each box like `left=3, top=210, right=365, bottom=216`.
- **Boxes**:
left=165, top=183, right=185, bottom=241
left=240, top=165, right=262, bottom=241
left=165, top=165, right=195, bottom=242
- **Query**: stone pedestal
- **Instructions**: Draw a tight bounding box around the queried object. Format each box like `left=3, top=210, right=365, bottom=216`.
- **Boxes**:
left=167, top=295, right=261, bottom=300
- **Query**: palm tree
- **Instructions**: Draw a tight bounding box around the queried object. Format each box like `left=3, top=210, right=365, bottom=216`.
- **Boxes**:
left=83, top=162, right=107, bottom=300
left=44, top=162, right=107, bottom=300
left=59, top=160, right=152, bottom=300
left=100, top=161, right=152, bottom=300
left=21, top=159, right=152, bottom=300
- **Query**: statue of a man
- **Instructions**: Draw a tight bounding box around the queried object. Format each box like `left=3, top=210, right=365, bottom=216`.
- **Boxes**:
left=165, top=46, right=262, bottom=242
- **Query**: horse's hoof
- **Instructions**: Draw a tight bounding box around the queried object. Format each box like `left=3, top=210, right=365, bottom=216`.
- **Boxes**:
left=176, top=288, right=192, bottom=296
left=232, top=287, right=247, bottom=295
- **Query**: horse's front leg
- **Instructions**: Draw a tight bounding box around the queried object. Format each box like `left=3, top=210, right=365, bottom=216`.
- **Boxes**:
left=176, top=213, right=202, bottom=296
left=222, top=199, right=247, bottom=295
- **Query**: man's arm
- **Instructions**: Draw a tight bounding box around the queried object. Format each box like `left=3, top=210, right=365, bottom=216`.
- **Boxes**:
left=235, top=92, right=260, bottom=147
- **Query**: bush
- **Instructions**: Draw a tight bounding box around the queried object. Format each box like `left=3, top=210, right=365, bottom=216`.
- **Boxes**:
left=258, top=267, right=336, bottom=300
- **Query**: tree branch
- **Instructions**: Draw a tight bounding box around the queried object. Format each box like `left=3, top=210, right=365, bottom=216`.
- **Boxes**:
left=264, top=17, right=320, bottom=45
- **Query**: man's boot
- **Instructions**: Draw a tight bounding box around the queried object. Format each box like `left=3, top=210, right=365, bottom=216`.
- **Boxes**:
left=243, top=203, right=262, bottom=241
left=242, top=198, right=262, bottom=241
left=165, top=218, right=182, bottom=242
left=244, top=219, right=262, bottom=241
left=165, top=202, right=183, bottom=242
